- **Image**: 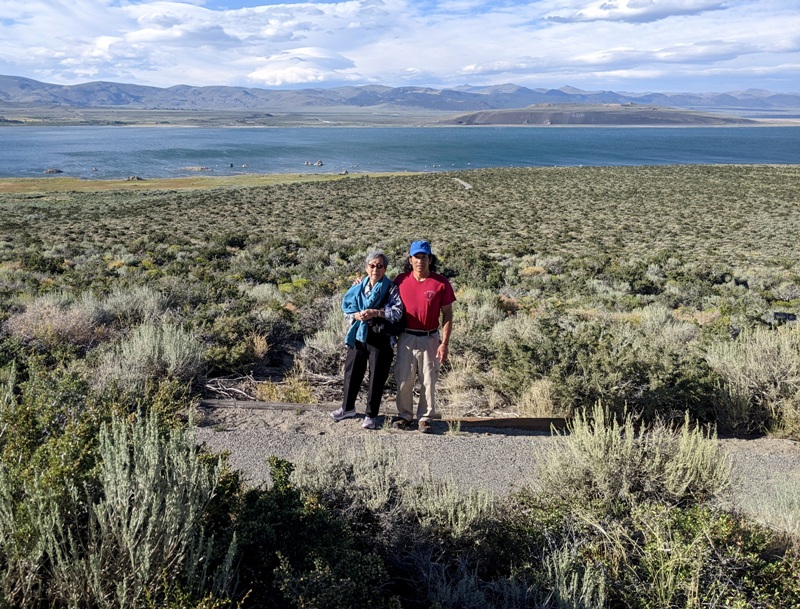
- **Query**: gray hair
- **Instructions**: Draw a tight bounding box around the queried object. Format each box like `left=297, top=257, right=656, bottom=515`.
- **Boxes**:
left=365, top=250, right=388, bottom=268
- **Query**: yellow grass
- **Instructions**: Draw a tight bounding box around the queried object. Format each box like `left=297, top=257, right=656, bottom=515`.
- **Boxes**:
left=0, top=172, right=409, bottom=194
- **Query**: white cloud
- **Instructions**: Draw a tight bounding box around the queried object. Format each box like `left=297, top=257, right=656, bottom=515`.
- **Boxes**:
left=545, top=0, right=728, bottom=24
left=247, top=46, right=357, bottom=85
left=0, top=0, right=797, bottom=92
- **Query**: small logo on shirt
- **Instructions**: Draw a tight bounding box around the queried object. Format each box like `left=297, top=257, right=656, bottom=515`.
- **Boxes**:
left=425, top=290, right=436, bottom=301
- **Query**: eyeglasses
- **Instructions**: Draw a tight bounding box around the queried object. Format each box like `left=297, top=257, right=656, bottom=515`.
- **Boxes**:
left=368, top=263, right=385, bottom=269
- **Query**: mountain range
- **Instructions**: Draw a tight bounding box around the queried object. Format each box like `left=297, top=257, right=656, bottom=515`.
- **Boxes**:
left=1, top=75, right=798, bottom=114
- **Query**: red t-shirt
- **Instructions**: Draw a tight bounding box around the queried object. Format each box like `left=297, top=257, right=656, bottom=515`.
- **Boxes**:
left=394, top=272, right=456, bottom=331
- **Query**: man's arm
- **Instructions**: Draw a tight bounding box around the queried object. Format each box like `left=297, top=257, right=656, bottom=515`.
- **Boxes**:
left=437, top=303, right=453, bottom=363
left=382, top=283, right=404, bottom=323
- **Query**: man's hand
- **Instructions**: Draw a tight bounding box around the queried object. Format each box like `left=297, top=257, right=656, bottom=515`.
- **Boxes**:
left=438, top=302, right=453, bottom=363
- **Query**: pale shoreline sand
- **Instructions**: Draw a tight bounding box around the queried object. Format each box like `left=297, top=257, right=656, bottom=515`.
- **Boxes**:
left=3, top=161, right=800, bottom=194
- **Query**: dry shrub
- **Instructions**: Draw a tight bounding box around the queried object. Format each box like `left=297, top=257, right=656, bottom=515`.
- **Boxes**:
left=293, top=436, right=493, bottom=538
left=437, top=352, right=492, bottom=417
left=245, top=282, right=284, bottom=304
left=772, top=281, right=800, bottom=302
left=780, top=394, right=800, bottom=439
left=520, top=265, right=547, bottom=277
left=706, top=326, right=800, bottom=434
left=254, top=373, right=316, bottom=404
left=673, top=307, right=720, bottom=326
left=297, top=295, right=345, bottom=376
left=293, top=436, right=404, bottom=513
left=102, top=284, right=167, bottom=327
left=4, top=292, right=109, bottom=350
left=537, top=404, right=731, bottom=511
left=249, top=333, right=269, bottom=359
left=453, top=288, right=506, bottom=335
left=517, top=378, right=563, bottom=417
left=93, top=322, right=204, bottom=393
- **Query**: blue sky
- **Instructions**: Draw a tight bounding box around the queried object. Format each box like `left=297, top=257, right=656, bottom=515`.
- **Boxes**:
left=0, top=0, right=797, bottom=93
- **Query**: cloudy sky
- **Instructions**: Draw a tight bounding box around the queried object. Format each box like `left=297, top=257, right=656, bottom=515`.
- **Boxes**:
left=0, top=0, right=797, bottom=93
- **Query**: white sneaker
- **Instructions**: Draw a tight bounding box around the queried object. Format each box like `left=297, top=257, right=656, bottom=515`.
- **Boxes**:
left=330, top=408, right=357, bottom=422
left=362, top=416, right=377, bottom=429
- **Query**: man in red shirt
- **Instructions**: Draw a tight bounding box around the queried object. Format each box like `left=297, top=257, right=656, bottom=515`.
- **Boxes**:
left=393, top=240, right=456, bottom=433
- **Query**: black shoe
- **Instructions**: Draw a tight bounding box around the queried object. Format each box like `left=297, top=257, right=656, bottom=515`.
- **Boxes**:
left=392, top=417, right=413, bottom=430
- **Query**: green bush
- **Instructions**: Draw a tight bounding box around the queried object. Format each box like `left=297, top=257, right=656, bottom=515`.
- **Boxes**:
left=490, top=306, right=715, bottom=421
left=0, top=359, right=103, bottom=503
left=232, top=457, right=392, bottom=608
left=0, top=386, right=233, bottom=608
left=438, top=246, right=505, bottom=291
left=46, top=414, right=235, bottom=609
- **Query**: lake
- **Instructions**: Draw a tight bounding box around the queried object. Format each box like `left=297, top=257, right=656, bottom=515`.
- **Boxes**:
left=1, top=126, right=799, bottom=180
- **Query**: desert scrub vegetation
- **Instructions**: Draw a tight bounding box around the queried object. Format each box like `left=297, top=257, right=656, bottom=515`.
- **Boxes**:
left=0, top=406, right=235, bottom=607
left=2, top=386, right=798, bottom=608
left=3, top=165, right=800, bottom=428
left=278, top=407, right=799, bottom=608
left=1, top=165, right=800, bottom=606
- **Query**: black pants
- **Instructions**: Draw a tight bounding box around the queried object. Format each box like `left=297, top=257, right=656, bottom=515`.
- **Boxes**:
left=342, top=331, right=394, bottom=417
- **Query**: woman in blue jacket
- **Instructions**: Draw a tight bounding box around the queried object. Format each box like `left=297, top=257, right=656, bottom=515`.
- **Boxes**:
left=330, top=250, right=403, bottom=429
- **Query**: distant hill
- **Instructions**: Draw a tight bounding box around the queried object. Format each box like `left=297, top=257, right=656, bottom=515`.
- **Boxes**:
left=1, top=75, right=798, bottom=114
left=438, top=104, right=755, bottom=126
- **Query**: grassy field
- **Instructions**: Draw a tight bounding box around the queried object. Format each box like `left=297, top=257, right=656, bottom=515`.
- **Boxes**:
left=1, top=164, right=800, bottom=608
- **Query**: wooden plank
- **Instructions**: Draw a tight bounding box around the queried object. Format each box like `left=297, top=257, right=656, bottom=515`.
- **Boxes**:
left=447, top=417, right=568, bottom=431
left=199, top=399, right=329, bottom=412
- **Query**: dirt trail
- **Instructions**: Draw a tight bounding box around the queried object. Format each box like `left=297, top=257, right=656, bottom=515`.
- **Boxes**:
left=193, top=405, right=800, bottom=528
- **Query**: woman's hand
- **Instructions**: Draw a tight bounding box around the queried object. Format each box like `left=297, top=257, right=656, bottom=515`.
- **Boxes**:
left=354, top=309, right=381, bottom=321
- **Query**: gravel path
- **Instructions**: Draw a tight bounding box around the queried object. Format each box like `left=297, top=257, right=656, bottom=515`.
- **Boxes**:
left=193, top=405, right=800, bottom=513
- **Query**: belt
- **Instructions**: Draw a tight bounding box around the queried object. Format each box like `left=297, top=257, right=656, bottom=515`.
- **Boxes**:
left=403, top=328, right=439, bottom=337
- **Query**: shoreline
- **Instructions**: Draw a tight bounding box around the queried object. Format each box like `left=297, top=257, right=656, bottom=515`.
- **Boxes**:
left=3, top=118, right=800, bottom=129
left=2, top=164, right=800, bottom=194
left=0, top=172, right=402, bottom=193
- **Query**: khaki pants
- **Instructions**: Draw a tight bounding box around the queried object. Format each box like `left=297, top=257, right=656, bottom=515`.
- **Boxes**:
left=395, top=332, right=440, bottom=422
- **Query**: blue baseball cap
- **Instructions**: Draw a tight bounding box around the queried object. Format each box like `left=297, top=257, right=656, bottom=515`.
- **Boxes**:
left=409, top=240, right=432, bottom=256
